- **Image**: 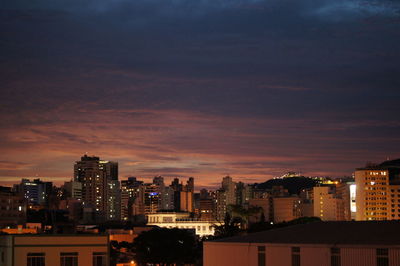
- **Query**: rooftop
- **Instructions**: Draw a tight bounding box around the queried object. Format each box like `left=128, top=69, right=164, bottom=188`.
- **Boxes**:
left=210, top=221, right=400, bottom=245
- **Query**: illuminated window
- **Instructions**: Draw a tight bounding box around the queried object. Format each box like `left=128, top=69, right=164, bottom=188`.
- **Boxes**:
left=258, top=246, right=265, bottom=266
left=292, top=247, right=300, bottom=266
left=27, top=253, right=45, bottom=266
left=377, top=248, right=388, bottom=266
left=331, top=248, right=340, bottom=266
left=93, top=252, right=106, bottom=266
left=60, top=252, right=78, bottom=266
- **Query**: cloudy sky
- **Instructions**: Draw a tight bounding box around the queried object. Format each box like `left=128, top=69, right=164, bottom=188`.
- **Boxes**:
left=1, top=0, right=400, bottom=188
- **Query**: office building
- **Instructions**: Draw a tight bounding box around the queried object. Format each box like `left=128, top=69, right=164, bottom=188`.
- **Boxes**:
left=13, top=179, right=52, bottom=207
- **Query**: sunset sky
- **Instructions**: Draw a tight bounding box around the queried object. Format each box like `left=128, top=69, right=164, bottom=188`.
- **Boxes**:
left=1, top=0, right=400, bottom=188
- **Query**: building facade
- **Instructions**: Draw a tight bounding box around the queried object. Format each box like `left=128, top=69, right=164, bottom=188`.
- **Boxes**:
left=74, top=155, right=120, bottom=221
left=147, top=212, right=217, bottom=237
left=0, top=234, right=109, bottom=266
left=204, top=221, right=400, bottom=266
left=355, top=159, right=400, bottom=221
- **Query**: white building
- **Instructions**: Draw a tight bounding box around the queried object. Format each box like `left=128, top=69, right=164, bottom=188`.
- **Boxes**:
left=147, top=212, right=217, bottom=237
left=204, top=221, right=400, bottom=266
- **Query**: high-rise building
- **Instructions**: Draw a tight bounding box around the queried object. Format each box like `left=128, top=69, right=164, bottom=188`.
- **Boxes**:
left=221, top=176, right=236, bottom=205
left=63, top=180, right=82, bottom=200
left=169, top=177, right=194, bottom=212
left=355, top=159, right=400, bottom=221
left=120, top=177, right=143, bottom=221
left=73, top=154, right=120, bottom=221
left=13, top=179, right=52, bottom=207
left=313, top=185, right=351, bottom=221
left=143, top=183, right=161, bottom=214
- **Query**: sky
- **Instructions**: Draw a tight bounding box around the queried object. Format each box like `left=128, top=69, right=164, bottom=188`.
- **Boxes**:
left=1, top=0, right=400, bottom=188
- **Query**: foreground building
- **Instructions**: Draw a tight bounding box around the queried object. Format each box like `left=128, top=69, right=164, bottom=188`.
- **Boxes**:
left=204, top=221, right=400, bottom=266
left=0, top=234, right=109, bottom=266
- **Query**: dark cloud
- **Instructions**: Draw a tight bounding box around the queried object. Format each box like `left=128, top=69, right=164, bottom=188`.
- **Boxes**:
left=1, top=0, right=399, bottom=187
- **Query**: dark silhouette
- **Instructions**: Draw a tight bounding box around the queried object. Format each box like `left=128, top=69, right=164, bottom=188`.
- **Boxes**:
left=132, top=227, right=201, bottom=265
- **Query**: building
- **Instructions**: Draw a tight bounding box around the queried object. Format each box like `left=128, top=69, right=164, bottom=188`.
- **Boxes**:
left=13, top=179, right=52, bottom=207
left=313, top=185, right=351, bottom=221
left=120, top=177, right=143, bottom=221
left=0, top=188, right=26, bottom=226
left=355, top=159, right=400, bottom=221
left=63, top=180, right=82, bottom=200
left=180, top=191, right=194, bottom=212
left=248, top=198, right=271, bottom=223
left=204, top=221, right=400, bottom=266
left=272, top=196, right=301, bottom=223
left=0, top=234, right=109, bottom=266
left=74, top=154, right=120, bottom=221
left=147, top=212, right=217, bottom=237
left=142, top=183, right=161, bottom=214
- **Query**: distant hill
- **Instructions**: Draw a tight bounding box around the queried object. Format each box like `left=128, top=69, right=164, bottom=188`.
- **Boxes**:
left=255, top=176, right=319, bottom=195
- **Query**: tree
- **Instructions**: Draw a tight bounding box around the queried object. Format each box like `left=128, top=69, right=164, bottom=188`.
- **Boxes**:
left=132, top=227, right=200, bottom=266
left=213, top=212, right=241, bottom=238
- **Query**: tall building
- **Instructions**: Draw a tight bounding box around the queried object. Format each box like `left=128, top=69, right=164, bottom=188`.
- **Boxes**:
left=169, top=177, right=194, bottom=212
left=0, top=187, right=26, bottom=226
left=120, top=177, right=143, bottom=221
left=313, top=185, right=351, bottom=221
left=13, top=179, right=52, bottom=207
left=73, top=154, right=120, bottom=221
left=63, top=180, right=82, bottom=200
left=143, top=183, right=161, bottom=214
left=221, top=176, right=236, bottom=205
left=355, top=159, right=400, bottom=221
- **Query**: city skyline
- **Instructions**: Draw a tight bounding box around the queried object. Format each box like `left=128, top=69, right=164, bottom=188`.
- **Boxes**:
left=1, top=0, right=400, bottom=188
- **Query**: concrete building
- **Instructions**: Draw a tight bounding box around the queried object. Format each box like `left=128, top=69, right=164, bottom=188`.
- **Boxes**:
left=355, top=159, right=400, bottom=221
left=63, top=180, right=83, bottom=200
left=120, top=177, right=143, bottom=221
left=204, top=221, right=400, bottom=266
left=0, top=234, right=109, bottom=266
left=74, top=154, right=120, bottom=221
left=272, top=196, right=301, bottom=223
left=13, top=179, right=52, bottom=207
left=180, top=191, right=194, bottom=212
left=313, top=185, right=351, bottom=221
left=0, top=189, right=26, bottom=226
left=147, top=212, right=217, bottom=237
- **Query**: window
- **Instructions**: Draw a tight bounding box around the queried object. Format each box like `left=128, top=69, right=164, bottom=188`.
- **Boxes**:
left=61, top=252, right=78, bottom=266
left=27, top=253, right=45, bottom=266
left=258, top=246, right=265, bottom=266
left=377, top=248, right=389, bottom=266
left=331, top=248, right=340, bottom=266
left=93, top=252, right=106, bottom=266
left=292, top=247, right=300, bottom=266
